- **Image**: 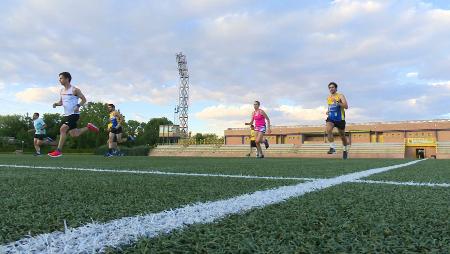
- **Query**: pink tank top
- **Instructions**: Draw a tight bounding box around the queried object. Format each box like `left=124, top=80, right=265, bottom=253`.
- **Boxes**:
left=253, top=110, right=266, bottom=127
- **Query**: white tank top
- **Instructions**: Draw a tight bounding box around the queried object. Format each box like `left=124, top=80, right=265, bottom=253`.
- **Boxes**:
left=61, top=86, right=79, bottom=116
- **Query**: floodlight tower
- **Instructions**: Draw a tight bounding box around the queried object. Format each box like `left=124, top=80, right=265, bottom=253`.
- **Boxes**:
left=176, top=52, right=189, bottom=137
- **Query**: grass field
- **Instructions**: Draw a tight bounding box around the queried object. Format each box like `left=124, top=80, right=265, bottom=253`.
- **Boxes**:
left=0, top=155, right=448, bottom=253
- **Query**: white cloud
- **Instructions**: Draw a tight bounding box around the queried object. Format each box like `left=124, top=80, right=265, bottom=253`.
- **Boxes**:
left=195, top=104, right=253, bottom=121
left=2, top=0, right=450, bottom=130
left=406, top=72, right=419, bottom=78
left=274, top=105, right=327, bottom=122
left=15, top=86, right=60, bottom=104
left=429, top=80, right=450, bottom=88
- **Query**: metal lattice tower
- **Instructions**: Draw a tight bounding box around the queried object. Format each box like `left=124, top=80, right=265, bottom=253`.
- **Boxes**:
left=176, top=52, right=189, bottom=137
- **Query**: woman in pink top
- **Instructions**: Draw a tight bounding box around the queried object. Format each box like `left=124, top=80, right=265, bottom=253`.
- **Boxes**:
left=245, top=100, right=271, bottom=158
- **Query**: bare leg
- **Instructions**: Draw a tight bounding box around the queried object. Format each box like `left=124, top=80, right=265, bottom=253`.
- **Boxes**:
left=338, top=129, right=349, bottom=147
left=68, top=127, right=89, bottom=138
left=255, top=132, right=264, bottom=157
left=326, top=122, right=335, bottom=143
left=57, top=125, right=70, bottom=150
left=34, top=138, right=40, bottom=153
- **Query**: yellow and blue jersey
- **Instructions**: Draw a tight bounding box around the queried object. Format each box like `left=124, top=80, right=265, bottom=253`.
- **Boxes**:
left=327, top=93, right=345, bottom=121
left=108, top=111, right=119, bottom=129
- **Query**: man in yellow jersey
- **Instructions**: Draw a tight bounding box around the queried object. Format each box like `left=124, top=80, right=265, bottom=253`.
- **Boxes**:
left=246, top=125, right=257, bottom=157
left=106, top=104, right=124, bottom=157
left=326, top=82, right=349, bottom=159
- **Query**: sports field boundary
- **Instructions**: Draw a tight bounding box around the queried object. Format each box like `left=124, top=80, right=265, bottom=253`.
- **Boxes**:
left=353, top=179, right=450, bottom=187
left=1, top=163, right=447, bottom=188
left=0, top=160, right=426, bottom=253
left=0, top=164, right=317, bottom=181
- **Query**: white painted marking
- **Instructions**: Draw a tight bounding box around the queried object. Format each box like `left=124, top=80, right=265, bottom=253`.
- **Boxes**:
left=0, top=160, right=425, bottom=253
left=353, top=179, right=450, bottom=188
left=0, top=164, right=318, bottom=181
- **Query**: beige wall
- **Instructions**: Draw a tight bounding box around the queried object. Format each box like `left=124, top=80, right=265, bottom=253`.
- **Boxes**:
left=383, top=132, right=404, bottom=143
left=350, top=133, right=370, bottom=143
left=438, top=130, right=450, bottom=141
left=286, top=135, right=301, bottom=145
left=226, top=136, right=243, bottom=145
left=224, top=120, right=450, bottom=146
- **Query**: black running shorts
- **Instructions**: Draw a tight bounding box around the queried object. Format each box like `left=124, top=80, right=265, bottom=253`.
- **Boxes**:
left=250, top=140, right=257, bottom=148
left=34, top=134, right=46, bottom=140
left=110, top=126, right=123, bottom=134
left=326, top=118, right=346, bottom=130
left=63, top=114, right=80, bottom=130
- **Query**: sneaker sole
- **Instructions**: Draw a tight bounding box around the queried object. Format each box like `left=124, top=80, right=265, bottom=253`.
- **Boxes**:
left=48, top=154, right=62, bottom=158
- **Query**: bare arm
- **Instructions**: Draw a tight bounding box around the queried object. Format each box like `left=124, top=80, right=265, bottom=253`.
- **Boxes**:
left=339, top=94, right=348, bottom=109
left=53, top=96, right=62, bottom=108
left=74, top=88, right=87, bottom=106
left=116, top=112, right=124, bottom=126
left=73, top=88, right=87, bottom=113
left=261, top=110, right=271, bottom=134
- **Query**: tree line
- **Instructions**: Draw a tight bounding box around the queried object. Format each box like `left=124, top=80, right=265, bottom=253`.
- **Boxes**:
left=0, top=102, right=172, bottom=151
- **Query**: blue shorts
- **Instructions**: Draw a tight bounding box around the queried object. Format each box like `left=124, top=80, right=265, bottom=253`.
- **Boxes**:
left=255, top=125, right=266, bottom=133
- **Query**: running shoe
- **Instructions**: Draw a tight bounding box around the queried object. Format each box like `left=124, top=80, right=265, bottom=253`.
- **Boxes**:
left=258, top=154, right=265, bottom=159
left=127, top=136, right=136, bottom=142
left=104, top=152, right=114, bottom=157
left=87, top=123, right=99, bottom=133
left=343, top=151, right=348, bottom=160
left=46, top=137, right=54, bottom=143
left=48, top=150, right=62, bottom=157
left=327, top=148, right=336, bottom=154
left=264, top=139, right=269, bottom=149
left=33, top=152, right=42, bottom=156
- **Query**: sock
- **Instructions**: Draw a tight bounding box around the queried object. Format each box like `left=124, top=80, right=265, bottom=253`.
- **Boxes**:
left=36, top=150, right=40, bottom=154
left=56, top=148, right=61, bottom=152
left=330, top=143, right=336, bottom=149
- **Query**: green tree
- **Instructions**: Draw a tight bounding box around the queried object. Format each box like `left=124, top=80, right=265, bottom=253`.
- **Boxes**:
left=127, top=120, right=145, bottom=137
left=75, top=102, right=110, bottom=148
left=42, top=113, right=63, bottom=139
left=0, top=114, right=33, bottom=149
left=0, top=115, right=28, bottom=138
left=137, top=117, right=172, bottom=146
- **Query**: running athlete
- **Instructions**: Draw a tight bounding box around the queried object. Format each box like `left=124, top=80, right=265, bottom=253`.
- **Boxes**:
left=105, top=103, right=125, bottom=157
left=48, top=72, right=99, bottom=157
left=246, top=125, right=257, bottom=157
left=245, top=101, right=271, bottom=158
left=28, top=112, right=55, bottom=156
left=326, top=82, right=349, bottom=159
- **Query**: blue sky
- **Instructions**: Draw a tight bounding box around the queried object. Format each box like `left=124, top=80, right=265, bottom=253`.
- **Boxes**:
left=1, top=0, right=450, bottom=135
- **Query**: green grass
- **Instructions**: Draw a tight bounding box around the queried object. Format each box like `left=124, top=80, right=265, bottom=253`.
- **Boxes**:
left=366, top=159, right=450, bottom=183
left=0, top=154, right=409, bottom=178
left=0, top=167, right=297, bottom=244
left=118, top=183, right=450, bottom=253
left=2, top=155, right=444, bottom=253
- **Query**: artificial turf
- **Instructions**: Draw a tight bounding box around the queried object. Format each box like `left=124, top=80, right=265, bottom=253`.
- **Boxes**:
left=117, top=183, right=450, bottom=253
left=0, top=166, right=297, bottom=244
left=365, top=159, right=450, bottom=183
left=0, top=154, right=408, bottom=178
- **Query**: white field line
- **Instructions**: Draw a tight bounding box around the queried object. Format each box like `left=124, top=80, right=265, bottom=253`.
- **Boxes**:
left=353, top=179, right=450, bottom=188
left=0, top=164, right=444, bottom=188
left=0, top=164, right=319, bottom=181
left=0, top=159, right=425, bottom=253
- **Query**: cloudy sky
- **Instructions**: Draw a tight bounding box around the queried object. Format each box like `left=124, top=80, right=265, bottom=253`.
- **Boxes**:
left=1, top=0, right=450, bottom=135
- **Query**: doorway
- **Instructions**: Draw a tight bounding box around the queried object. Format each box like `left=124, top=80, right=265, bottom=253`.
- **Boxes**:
left=416, top=148, right=425, bottom=159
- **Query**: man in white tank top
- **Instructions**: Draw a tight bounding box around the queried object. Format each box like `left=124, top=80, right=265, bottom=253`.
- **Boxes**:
left=48, top=72, right=99, bottom=157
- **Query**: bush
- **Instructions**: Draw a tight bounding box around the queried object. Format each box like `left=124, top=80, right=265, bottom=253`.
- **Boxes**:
left=95, top=145, right=152, bottom=156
